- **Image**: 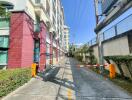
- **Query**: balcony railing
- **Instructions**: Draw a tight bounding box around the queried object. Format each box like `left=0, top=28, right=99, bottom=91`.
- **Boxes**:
left=88, top=14, right=132, bottom=46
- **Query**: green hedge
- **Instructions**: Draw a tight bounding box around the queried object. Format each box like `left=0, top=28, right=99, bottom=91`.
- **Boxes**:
left=104, top=55, right=132, bottom=78
left=104, top=56, right=132, bottom=63
left=0, top=68, right=31, bottom=97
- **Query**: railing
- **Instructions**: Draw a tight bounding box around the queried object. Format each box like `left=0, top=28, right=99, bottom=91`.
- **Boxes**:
left=88, top=14, right=132, bottom=46
left=88, top=37, right=97, bottom=46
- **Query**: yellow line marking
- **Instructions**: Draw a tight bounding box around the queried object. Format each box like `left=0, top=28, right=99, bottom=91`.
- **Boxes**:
left=67, top=89, right=72, bottom=100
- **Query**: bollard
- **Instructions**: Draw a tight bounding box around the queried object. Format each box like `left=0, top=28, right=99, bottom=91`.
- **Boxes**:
left=31, top=63, right=37, bottom=77
left=109, top=64, right=116, bottom=79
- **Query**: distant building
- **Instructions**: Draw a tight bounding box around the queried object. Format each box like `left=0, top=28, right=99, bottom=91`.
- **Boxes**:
left=0, top=0, right=69, bottom=70
left=63, top=25, right=70, bottom=53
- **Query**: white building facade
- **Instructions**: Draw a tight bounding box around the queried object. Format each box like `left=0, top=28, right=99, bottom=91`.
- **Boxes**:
left=0, top=0, right=68, bottom=70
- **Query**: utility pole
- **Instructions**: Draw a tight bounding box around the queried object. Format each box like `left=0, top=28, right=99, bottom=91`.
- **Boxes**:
left=94, top=0, right=104, bottom=73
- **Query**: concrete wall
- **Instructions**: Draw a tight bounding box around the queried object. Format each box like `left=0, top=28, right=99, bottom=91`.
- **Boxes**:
left=92, top=45, right=99, bottom=63
left=92, top=36, right=130, bottom=63
left=103, top=36, right=130, bottom=56
left=91, top=35, right=132, bottom=78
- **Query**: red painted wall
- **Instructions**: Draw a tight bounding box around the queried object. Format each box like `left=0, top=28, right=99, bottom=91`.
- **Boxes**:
left=39, top=21, right=46, bottom=71
left=56, top=40, right=58, bottom=62
left=50, top=33, right=53, bottom=64
left=8, top=12, right=34, bottom=68
left=21, top=12, right=34, bottom=67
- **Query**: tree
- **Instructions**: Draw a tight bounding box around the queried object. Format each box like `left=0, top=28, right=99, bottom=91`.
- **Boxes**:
left=81, top=44, right=89, bottom=54
left=88, top=48, right=97, bottom=64
left=0, top=5, right=10, bottom=17
left=0, top=5, right=6, bottom=17
left=69, top=44, right=76, bottom=57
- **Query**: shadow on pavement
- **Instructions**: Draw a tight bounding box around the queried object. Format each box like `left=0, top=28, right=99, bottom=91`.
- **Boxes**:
left=50, top=77, right=75, bottom=90
left=55, top=58, right=77, bottom=100
left=38, top=67, right=60, bottom=81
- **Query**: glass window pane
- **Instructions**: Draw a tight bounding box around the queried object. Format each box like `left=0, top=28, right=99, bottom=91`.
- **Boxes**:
left=3, top=37, right=9, bottom=47
left=0, top=37, right=4, bottom=46
left=0, top=36, right=9, bottom=48
left=0, top=51, right=7, bottom=64
left=0, top=19, right=9, bottom=28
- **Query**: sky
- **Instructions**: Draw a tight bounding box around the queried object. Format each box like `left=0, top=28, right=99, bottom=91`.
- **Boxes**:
left=61, top=0, right=132, bottom=45
left=61, top=0, right=96, bottom=45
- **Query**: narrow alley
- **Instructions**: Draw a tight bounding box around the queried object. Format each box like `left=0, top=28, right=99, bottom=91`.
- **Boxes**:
left=3, top=58, right=132, bottom=100
left=0, top=0, right=132, bottom=100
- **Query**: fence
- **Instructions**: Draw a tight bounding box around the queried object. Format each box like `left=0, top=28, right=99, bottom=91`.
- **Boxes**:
left=88, top=14, right=132, bottom=46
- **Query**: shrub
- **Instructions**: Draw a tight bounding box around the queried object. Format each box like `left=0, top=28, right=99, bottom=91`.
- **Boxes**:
left=0, top=68, right=31, bottom=97
left=104, top=56, right=132, bottom=79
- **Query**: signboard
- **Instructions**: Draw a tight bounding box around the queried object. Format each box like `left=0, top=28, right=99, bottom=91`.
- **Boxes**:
left=101, top=0, right=118, bottom=14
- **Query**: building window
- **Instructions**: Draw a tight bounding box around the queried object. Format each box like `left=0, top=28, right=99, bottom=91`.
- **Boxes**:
left=0, top=36, right=9, bottom=65
left=0, top=18, right=9, bottom=28
left=34, top=40, right=40, bottom=63
left=46, top=43, right=50, bottom=54
left=34, top=15, right=41, bottom=33
left=0, top=51, right=8, bottom=65
left=0, top=36, right=9, bottom=48
left=64, top=35, right=66, bottom=38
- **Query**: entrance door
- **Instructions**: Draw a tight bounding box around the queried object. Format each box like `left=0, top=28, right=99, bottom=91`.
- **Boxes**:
left=34, top=40, right=40, bottom=63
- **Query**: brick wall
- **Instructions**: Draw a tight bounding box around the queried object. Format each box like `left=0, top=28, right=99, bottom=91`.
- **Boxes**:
left=8, top=12, right=34, bottom=68
left=50, top=33, right=53, bottom=64
left=39, top=21, right=46, bottom=71
left=56, top=40, right=58, bottom=62
left=21, top=12, right=34, bottom=67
